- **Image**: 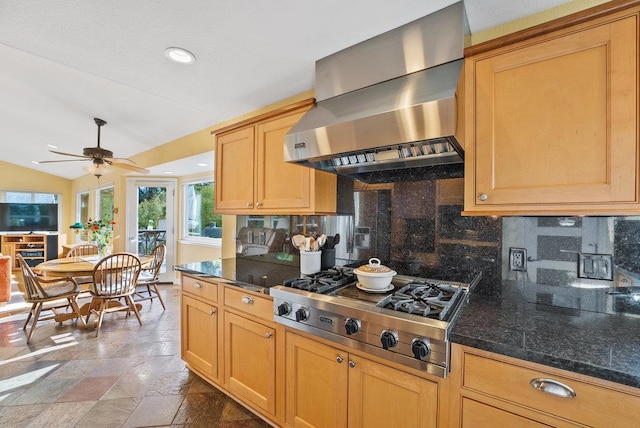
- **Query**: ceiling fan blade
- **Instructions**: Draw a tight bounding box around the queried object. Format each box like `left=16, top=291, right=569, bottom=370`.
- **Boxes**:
left=37, top=159, right=91, bottom=164
left=49, top=150, right=92, bottom=159
left=104, top=156, right=138, bottom=166
left=107, top=160, right=150, bottom=174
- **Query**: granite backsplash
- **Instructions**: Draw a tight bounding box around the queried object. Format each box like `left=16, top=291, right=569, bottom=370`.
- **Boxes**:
left=236, top=178, right=503, bottom=294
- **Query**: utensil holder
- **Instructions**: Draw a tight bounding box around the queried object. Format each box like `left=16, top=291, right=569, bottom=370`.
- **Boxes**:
left=321, top=248, right=335, bottom=270
left=300, top=251, right=321, bottom=275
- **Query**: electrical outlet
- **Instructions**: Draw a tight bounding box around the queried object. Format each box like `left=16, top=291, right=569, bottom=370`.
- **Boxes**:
left=509, top=248, right=527, bottom=271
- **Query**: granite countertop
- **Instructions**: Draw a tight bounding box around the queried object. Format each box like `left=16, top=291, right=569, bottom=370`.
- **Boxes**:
left=450, top=280, right=640, bottom=389
left=175, top=255, right=301, bottom=294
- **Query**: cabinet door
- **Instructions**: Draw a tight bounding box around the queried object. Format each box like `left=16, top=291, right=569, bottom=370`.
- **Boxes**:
left=348, top=356, right=438, bottom=428
left=256, top=111, right=311, bottom=211
left=215, top=126, right=256, bottom=212
left=468, top=14, right=638, bottom=211
left=224, top=311, right=277, bottom=416
left=285, top=332, right=348, bottom=428
left=181, top=294, right=219, bottom=380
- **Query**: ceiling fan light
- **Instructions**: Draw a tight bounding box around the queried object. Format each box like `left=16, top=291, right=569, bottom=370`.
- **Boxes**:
left=164, top=47, right=196, bottom=64
left=84, top=164, right=113, bottom=177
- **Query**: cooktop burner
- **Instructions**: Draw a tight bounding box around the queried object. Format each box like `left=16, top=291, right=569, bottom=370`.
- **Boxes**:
left=379, top=281, right=463, bottom=321
left=282, top=267, right=355, bottom=294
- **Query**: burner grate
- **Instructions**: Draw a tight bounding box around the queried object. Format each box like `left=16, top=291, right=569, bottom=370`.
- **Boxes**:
left=382, top=281, right=463, bottom=320
left=283, top=268, right=356, bottom=294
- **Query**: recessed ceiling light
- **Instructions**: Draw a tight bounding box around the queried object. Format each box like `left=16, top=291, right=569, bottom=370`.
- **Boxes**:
left=162, top=171, right=174, bottom=174
left=32, top=161, right=40, bottom=164
left=47, top=144, right=57, bottom=149
left=164, top=47, right=196, bottom=64
left=197, top=163, right=208, bottom=167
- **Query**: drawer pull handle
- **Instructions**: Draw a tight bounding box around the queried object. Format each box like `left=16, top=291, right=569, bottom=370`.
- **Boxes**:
left=208, top=309, right=216, bottom=315
left=530, top=378, right=576, bottom=398
left=265, top=332, right=272, bottom=339
left=348, top=360, right=357, bottom=368
left=194, top=282, right=203, bottom=289
left=241, top=296, right=254, bottom=304
left=336, top=356, right=344, bottom=363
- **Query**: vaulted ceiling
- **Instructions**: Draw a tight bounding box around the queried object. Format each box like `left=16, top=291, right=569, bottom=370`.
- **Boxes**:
left=0, top=0, right=572, bottom=179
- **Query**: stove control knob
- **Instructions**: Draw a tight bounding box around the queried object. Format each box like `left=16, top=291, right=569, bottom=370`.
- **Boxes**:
left=411, top=338, right=431, bottom=360
left=380, top=330, right=399, bottom=350
left=277, top=302, right=291, bottom=317
left=344, top=318, right=361, bottom=335
left=295, top=306, right=310, bottom=322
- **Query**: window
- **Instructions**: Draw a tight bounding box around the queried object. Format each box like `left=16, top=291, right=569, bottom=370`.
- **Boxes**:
left=182, top=179, right=222, bottom=245
left=76, top=191, right=89, bottom=224
left=96, top=186, right=114, bottom=222
left=3, top=191, right=58, bottom=203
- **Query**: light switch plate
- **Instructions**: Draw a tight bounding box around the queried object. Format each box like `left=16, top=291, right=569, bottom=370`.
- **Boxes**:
left=578, top=253, right=613, bottom=281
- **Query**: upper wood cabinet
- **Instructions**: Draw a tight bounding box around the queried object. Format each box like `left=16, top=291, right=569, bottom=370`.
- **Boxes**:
left=464, top=5, right=640, bottom=215
left=214, top=100, right=338, bottom=214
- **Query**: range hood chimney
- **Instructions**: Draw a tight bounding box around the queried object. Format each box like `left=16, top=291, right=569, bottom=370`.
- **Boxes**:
left=284, top=2, right=469, bottom=183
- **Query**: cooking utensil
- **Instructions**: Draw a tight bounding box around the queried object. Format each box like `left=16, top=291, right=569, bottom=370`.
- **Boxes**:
left=292, top=235, right=306, bottom=251
left=317, top=234, right=327, bottom=249
left=353, top=258, right=396, bottom=290
left=333, top=233, right=340, bottom=247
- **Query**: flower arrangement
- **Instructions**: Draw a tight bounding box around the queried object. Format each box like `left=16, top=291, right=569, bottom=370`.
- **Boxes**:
left=86, top=219, right=117, bottom=256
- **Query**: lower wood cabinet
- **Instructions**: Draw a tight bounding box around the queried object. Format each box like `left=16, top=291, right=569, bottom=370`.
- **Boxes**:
left=450, top=344, right=640, bottom=427
left=285, top=331, right=438, bottom=428
left=224, top=310, right=277, bottom=417
left=181, top=294, right=219, bottom=380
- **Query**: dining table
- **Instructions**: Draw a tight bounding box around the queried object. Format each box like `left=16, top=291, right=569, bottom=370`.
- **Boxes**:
left=34, top=254, right=153, bottom=322
left=35, top=254, right=152, bottom=278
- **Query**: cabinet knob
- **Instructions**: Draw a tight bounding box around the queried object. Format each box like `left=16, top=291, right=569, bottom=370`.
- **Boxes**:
left=246, top=202, right=253, bottom=208
left=264, top=332, right=272, bottom=339
left=208, top=309, right=216, bottom=315
left=194, top=282, right=203, bottom=289
left=241, top=295, right=254, bottom=305
left=530, top=378, right=576, bottom=398
left=336, top=356, right=344, bottom=364
left=256, top=201, right=263, bottom=207
left=478, top=193, right=488, bottom=201
left=348, top=360, right=357, bottom=368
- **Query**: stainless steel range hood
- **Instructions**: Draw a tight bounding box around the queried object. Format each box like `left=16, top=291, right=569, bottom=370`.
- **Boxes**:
left=284, top=2, right=468, bottom=183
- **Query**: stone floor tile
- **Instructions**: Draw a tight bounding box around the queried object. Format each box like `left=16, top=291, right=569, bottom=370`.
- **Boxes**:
left=102, top=373, right=154, bottom=400
left=74, top=397, right=141, bottom=428
left=123, top=394, right=185, bottom=427
left=56, top=375, right=119, bottom=402
left=0, top=403, right=49, bottom=426
left=6, top=376, right=79, bottom=405
left=145, top=370, right=193, bottom=396
left=171, top=392, right=226, bottom=426
left=218, top=419, right=271, bottom=428
left=24, top=400, right=96, bottom=428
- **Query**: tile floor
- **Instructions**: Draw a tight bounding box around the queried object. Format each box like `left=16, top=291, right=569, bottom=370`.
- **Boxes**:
left=0, top=284, right=271, bottom=427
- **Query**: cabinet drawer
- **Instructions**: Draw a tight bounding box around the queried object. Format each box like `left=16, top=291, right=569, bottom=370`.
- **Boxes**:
left=462, top=352, right=640, bottom=427
left=461, top=398, right=550, bottom=428
left=224, top=287, right=273, bottom=323
left=181, top=275, right=218, bottom=303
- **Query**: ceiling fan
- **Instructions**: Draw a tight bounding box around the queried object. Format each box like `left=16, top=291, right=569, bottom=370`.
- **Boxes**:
left=39, top=117, right=150, bottom=177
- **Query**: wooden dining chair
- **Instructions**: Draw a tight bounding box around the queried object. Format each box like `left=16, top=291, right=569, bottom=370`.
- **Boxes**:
left=67, top=244, right=99, bottom=258
left=17, top=254, right=87, bottom=343
left=87, top=252, right=142, bottom=337
left=67, top=244, right=99, bottom=286
left=134, top=244, right=166, bottom=310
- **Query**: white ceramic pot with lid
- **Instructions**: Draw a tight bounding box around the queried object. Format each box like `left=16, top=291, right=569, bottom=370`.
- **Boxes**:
left=353, top=258, right=397, bottom=290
